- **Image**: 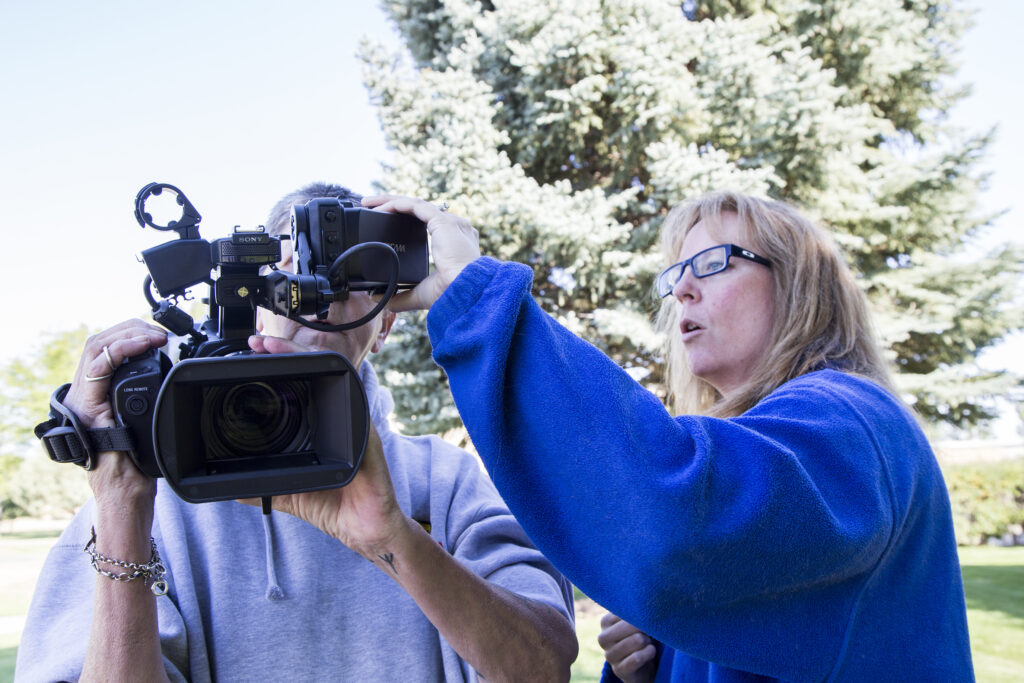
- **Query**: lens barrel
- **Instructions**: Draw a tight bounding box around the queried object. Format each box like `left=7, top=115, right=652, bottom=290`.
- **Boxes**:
left=201, top=380, right=312, bottom=460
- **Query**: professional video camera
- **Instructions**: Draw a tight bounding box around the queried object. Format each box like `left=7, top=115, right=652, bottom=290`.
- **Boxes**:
left=36, top=182, right=428, bottom=504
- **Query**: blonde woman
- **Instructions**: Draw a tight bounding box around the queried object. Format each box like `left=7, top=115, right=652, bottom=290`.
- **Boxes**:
left=370, top=191, right=973, bottom=682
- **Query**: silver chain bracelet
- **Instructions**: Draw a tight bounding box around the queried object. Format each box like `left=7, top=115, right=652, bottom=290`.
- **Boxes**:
left=84, top=526, right=169, bottom=596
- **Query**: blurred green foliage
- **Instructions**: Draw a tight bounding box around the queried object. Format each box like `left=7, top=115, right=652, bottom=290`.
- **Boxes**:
left=0, top=327, right=94, bottom=520
left=944, top=459, right=1024, bottom=546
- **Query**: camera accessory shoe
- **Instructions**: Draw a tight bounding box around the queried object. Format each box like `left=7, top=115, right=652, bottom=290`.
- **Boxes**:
left=34, top=384, right=136, bottom=470
left=84, top=526, right=169, bottom=596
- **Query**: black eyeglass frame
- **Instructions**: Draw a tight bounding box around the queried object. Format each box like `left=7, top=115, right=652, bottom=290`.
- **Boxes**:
left=655, top=243, right=771, bottom=298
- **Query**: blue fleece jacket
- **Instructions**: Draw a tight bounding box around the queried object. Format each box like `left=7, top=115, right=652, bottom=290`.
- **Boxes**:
left=427, top=257, right=973, bottom=682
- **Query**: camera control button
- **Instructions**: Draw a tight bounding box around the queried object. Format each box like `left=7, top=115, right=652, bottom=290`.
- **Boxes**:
left=125, top=395, right=149, bottom=417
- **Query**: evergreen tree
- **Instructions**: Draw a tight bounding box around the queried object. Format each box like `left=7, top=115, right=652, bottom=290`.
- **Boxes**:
left=361, top=0, right=1023, bottom=436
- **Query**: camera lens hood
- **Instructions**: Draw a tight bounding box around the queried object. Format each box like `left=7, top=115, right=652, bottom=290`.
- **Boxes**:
left=151, top=351, right=369, bottom=503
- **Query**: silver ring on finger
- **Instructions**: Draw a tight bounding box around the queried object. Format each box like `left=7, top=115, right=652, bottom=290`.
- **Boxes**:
left=85, top=372, right=114, bottom=382
left=438, top=201, right=450, bottom=212
left=102, top=345, right=117, bottom=372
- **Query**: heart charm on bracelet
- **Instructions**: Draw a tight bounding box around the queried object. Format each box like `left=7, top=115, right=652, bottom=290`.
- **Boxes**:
left=151, top=580, right=169, bottom=596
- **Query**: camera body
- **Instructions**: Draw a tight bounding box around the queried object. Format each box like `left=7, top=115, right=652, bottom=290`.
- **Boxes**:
left=112, top=349, right=369, bottom=503
left=292, top=197, right=429, bottom=291
left=100, top=182, right=427, bottom=503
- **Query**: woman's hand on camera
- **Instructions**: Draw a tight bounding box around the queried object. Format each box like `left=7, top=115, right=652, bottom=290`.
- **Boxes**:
left=361, top=194, right=481, bottom=312
left=598, top=612, right=659, bottom=683
left=65, top=320, right=167, bottom=509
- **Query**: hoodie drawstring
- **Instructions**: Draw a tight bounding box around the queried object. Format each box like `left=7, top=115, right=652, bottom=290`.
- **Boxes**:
left=261, top=507, right=285, bottom=600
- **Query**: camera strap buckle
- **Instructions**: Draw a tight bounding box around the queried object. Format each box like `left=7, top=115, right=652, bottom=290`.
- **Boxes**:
left=34, top=384, right=136, bottom=470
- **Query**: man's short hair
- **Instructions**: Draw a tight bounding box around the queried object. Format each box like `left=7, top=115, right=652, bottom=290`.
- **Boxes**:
left=266, top=182, right=362, bottom=237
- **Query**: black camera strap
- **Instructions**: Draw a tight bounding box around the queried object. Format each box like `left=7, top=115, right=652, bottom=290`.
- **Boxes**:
left=34, top=384, right=136, bottom=471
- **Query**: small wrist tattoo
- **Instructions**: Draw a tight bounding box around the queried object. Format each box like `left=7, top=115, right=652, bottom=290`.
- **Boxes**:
left=377, top=552, right=397, bottom=574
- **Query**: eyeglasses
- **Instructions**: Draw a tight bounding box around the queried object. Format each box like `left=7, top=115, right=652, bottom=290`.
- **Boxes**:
left=655, top=244, right=771, bottom=298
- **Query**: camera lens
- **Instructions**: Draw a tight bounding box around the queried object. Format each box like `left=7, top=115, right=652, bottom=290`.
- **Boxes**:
left=200, top=380, right=312, bottom=460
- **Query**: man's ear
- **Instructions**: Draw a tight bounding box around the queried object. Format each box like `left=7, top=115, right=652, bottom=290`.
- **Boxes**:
left=371, top=311, right=397, bottom=354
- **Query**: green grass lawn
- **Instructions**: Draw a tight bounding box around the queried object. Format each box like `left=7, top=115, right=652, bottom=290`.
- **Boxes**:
left=2, top=529, right=1021, bottom=682
left=957, top=546, right=1024, bottom=682
left=0, top=527, right=63, bottom=682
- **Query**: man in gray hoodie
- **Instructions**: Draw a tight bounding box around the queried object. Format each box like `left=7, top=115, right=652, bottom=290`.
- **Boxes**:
left=16, top=183, right=577, bottom=683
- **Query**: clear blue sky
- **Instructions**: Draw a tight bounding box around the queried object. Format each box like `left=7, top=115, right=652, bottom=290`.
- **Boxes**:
left=1, top=1, right=1020, bottom=430
left=944, top=0, right=1023, bottom=395
left=0, top=0, right=398, bottom=360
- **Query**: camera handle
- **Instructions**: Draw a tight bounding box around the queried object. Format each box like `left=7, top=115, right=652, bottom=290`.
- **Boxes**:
left=143, top=275, right=208, bottom=347
left=35, top=384, right=137, bottom=470
left=134, top=182, right=202, bottom=239
left=287, top=241, right=400, bottom=332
